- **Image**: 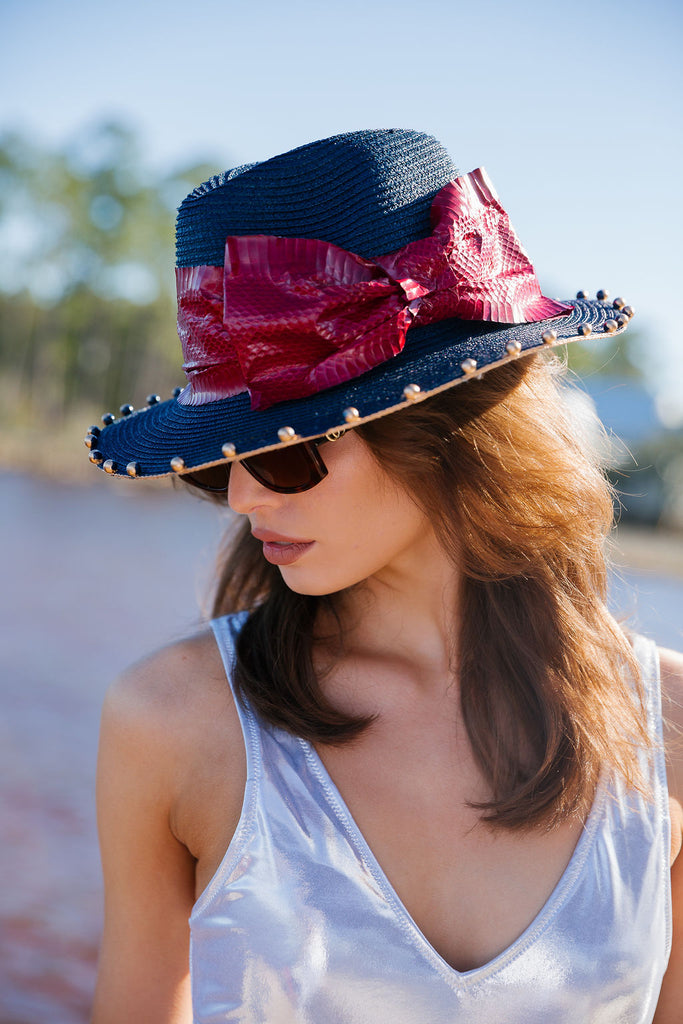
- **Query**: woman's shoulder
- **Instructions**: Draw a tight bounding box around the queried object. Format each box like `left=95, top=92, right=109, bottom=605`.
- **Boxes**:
left=659, top=646, right=683, bottom=687
left=659, top=645, right=683, bottom=754
left=101, top=625, right=242, bottom=774
left=658, top=647, right=683, bottom=864
left=106, top=627, right=226, bottom=711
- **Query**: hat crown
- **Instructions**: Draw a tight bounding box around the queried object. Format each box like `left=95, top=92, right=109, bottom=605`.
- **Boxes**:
left=175, top=129, right=458, bottom=266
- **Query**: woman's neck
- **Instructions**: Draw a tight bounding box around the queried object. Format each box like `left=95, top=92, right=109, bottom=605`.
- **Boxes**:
left=321, top=525, right=462, bottom=700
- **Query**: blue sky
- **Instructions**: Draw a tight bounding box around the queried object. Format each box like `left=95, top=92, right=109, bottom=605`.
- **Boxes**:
left=2, top=0, right=682, bottom=419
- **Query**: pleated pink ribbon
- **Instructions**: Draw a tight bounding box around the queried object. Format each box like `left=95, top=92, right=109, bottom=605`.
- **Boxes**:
left=176, top=168, right=570, bottom=409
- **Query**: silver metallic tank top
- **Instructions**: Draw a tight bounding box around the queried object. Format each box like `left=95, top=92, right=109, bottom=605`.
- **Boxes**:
left=190, top=613, right=672, bottom=1023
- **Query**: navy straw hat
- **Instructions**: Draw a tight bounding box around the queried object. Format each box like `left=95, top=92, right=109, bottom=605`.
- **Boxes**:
left=85, top=129, right=634, bottom=480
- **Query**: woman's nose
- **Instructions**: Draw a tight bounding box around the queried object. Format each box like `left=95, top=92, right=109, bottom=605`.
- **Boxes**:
left=228, top=460, right=281, bottom=515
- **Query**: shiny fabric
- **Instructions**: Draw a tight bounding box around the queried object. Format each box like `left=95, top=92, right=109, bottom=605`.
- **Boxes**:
left=176, top=169, right=570, bottom=410
left=190, top=615, right=671, bottom=1024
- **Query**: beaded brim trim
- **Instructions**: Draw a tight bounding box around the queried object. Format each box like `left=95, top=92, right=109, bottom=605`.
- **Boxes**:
left=85, top=294, right=633, bottom=480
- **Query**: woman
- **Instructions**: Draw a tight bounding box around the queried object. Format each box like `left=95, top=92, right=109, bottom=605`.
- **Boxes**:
left=88, top=130, right=682, bottom=1023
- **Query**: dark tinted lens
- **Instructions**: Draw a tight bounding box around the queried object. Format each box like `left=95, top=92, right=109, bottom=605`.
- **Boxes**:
left=244, top=442, right=328, bottom=493
left=180, top=439, right=329, bottom=495
left=182, top=464, right=231, bottom=492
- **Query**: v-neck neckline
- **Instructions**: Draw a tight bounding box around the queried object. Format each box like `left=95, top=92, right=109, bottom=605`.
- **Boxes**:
left=300, top=735, right=607, bottom=988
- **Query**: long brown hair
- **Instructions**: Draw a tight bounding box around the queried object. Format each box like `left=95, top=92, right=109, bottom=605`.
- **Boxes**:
left=203, top=352, right=649, bottom=829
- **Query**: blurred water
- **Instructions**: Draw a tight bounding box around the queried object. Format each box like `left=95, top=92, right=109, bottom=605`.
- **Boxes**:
left=1, top=472, right=224, bottom=1024
left=1, top=472, right=682, bottom=1023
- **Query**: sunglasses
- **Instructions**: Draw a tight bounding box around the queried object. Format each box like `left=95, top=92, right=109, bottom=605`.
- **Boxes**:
left=182, top=431, right=345, bottom=495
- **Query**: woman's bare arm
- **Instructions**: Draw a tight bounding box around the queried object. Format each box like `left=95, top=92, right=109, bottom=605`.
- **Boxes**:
left=91, top=631, right=237, bottom=1024
left=654, top=646, right=683, bottom=1023
left=92, top=653, right=195, bottom=1023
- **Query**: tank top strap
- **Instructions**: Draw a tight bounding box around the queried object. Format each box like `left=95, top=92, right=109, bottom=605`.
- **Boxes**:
left=195, top=612, right=265, bottom=914
left=209, top=606, right=249, bottom=712
left=630, top=631, right=672, bottom=920
left=209, top=610, right=305, bottom=768
left=209, top=610, right=339, bottom=810
left=210, top=610, right=256, bottom=742
left=630, top=632, right=664, bottom=743
left=629, top=634, right=669, bottom=818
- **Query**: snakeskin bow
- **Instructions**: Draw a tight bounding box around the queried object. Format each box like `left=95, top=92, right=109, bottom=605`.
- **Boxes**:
left=175, top=168, right=570, bottom=410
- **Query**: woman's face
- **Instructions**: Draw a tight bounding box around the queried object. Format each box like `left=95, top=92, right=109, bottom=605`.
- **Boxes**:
left=228, top=431, right=437, bottom=596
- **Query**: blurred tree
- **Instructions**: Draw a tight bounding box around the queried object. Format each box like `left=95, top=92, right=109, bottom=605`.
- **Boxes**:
left=567, top=327, right=683, bottom=529
left=566, top=328, right=645, bottom=381
left=0, top=122, right=220, bottom=469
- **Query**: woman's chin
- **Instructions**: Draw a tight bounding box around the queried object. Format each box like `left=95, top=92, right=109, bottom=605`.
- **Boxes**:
left=278, top=566, right=351, bottom=598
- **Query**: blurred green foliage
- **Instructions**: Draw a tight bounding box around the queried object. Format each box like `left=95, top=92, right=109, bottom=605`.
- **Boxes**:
left=0, top=122, right=219, bottom=469
left=567, top=332, right=642, bottom=380
left=567, top=328, right=683, bottom=529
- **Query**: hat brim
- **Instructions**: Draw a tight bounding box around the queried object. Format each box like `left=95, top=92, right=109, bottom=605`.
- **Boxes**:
left=87, top=298, right=630, bottom=480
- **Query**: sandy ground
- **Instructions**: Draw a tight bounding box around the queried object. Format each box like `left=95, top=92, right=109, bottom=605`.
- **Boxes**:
left=1, top=471, right=682, bottom=1023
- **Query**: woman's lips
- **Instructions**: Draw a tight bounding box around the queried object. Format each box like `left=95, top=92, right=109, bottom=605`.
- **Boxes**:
left=261, top=540, right=314, bottom=566
left=252, top=529, right=314, bottom=566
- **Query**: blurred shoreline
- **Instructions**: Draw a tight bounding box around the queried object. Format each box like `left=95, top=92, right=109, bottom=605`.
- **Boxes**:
left=610, top=524, right=683, bottom=579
